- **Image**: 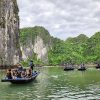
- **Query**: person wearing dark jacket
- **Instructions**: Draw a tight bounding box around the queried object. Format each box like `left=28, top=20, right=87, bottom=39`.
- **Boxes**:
left=29, top=60, right=34, bottom=70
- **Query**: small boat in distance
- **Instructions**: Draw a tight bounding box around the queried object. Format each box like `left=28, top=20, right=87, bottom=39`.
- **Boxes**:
left=96, top=63, right=100, bottom=69
left=64, top=64, right=75, bottom=71
left=78, top=64, right=86, bottom=71
left=78, top=67, right=86, bottom=71
left=1, top=71, right=39, bottom=84
left=64, top=67, right=74, bottom=71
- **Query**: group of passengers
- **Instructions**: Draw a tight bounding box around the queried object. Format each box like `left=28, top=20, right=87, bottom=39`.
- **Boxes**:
left=6, top=63, right=33, bottom=79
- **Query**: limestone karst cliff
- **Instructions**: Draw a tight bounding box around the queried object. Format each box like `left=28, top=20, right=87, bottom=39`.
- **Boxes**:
left=20, top=26, right=52, bottom=64
left=0, top=0, right=21, bottom=66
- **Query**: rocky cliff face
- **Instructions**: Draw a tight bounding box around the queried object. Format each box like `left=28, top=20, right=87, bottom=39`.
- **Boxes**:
left=34, top=36, right=48, bottom=63
left=20, top=27, right=52, bottom=64
left=21, top=36, right=48, bottom=64
left=0, top=0, right=21, bottom=65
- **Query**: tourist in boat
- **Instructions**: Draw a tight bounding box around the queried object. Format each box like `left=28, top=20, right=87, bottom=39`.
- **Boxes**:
left=11, top=69, right=18, bottom=79
left=26, top=68, right=32, bottom=78
left=80, top=63, right=85, bottom=68
left=29, top=60, right=34, bottom=70
left=21, top=69, right=27, bottom=78
left=17, top=63, right=23, bottom=71
left=11, top=68, right=22, bottom=79
left=6, top=69, right=12, bottom=79
left=16, top=71, right=21, bottom=78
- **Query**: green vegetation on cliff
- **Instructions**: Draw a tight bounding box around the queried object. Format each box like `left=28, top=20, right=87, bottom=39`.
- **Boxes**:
left=20, top=26, right=51, bottom=46
left=48, top=33, right=100, bottom=65
left=20, top=26, right=52, bottom=65
left=84, top=32, right=100, bottom=63
left=48, top=38, right=66, bottom=65
left=48, top=34, right=88, bottom=65
left=20, top=26, right=100, bottom=65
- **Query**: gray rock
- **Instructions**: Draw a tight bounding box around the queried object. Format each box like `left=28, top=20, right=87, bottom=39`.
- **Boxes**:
left=0, top=0, right=22, bottom=66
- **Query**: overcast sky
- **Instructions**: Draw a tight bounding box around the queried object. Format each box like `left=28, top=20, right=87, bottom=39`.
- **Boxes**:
left=17, top=0, right=100, bottom=40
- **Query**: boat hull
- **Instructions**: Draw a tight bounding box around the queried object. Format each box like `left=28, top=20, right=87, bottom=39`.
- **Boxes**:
left=78, top=68, right=86, bottom=71
left=96, top=66, right=100, bottom=69
left=1, top=72, right=39, bottom=84
left=64, top=67, right=74, bottom=71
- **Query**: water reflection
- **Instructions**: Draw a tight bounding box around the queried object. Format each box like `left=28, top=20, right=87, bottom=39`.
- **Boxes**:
left=0, top=67, right=100, bottom=100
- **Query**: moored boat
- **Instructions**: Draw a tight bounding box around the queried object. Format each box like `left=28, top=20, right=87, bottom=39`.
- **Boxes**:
left=96, top=63, right=100, bottom=69
left=64, top=66, right=74, bottom=71
left=1, top=71, right=39, bottom=84
left=77, top=63, right=86, bottom=71
left=78, top=67, right=86, bottom=71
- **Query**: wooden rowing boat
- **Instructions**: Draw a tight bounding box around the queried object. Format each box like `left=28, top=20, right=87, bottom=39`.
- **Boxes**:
left=78, top=67, right=86, bottom=71
left=64, top=67, right=74, bottom=71
left=1, top=71, right=39, bottom=84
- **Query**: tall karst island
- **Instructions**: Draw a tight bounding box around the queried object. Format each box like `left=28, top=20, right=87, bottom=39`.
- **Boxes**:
left=0, top=0, right=51, bottom=66
left=0, top=0, right=22, bottom=66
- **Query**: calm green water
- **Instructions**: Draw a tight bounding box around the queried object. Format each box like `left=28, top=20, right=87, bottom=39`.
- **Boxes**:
left=0, top=67, right=100, bottom=100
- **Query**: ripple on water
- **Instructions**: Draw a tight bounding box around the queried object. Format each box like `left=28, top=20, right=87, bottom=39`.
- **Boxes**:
left=0, top=67, right=100, bottom=100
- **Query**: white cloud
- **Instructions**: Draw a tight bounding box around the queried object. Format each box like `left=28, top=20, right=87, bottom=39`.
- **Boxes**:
left=17, top=0, right=100, bottom=40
